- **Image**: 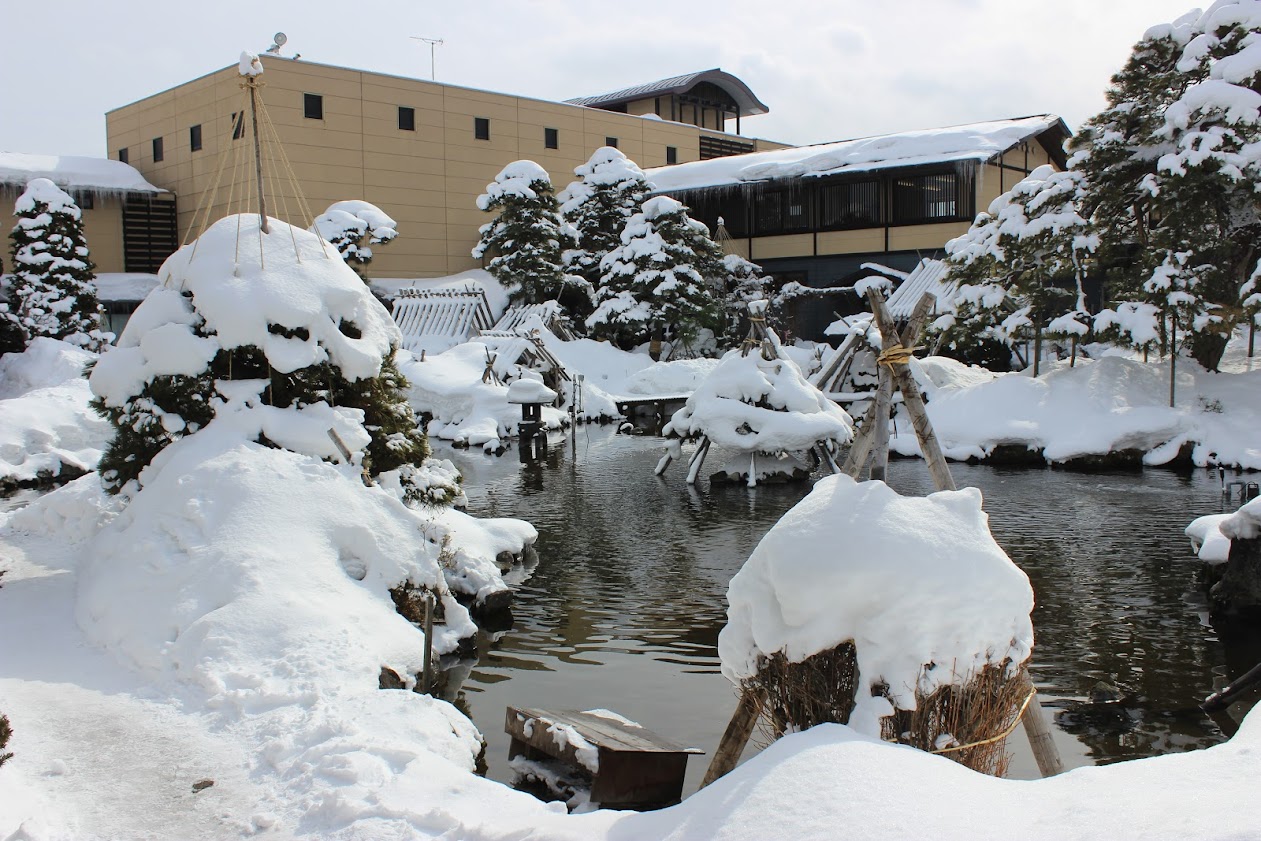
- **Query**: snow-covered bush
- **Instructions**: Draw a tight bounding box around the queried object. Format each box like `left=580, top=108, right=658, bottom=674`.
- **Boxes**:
left=1071, top=2, right=1261, bottom=370
left=90, top=214, right=457, bottom=507
left=587, top=196, right=724, bottom=349
left=717, top=253, right=771, bottom=341
left=559, top=146, right=653, bottom=297
left=0, top=713, right=10, bottom=767
left=939, top=166, right=1095, bottom=375
left=472, top=161, right=589, bottom=313
left=7, top=178, right=110, bottom=351
left=311, top=200, right=399, bottom=279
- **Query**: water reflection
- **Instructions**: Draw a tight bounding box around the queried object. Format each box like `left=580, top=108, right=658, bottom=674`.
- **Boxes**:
left=446, top=428, right=1253, bottom=792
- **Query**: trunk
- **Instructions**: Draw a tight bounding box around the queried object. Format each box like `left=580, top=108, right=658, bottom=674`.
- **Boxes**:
left=1189, top=330, right=1229, bottom=372
left=1033, top=325, right=1043, bottom=377
left=1169, top=320, right=1177, bottom=409
left=1070, top=335, right=1077, bottom=368
left=649, top=326, right=663, bottom=362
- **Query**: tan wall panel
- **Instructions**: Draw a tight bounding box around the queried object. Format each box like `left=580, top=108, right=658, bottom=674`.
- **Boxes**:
left=887, top=222, right=969, bottom=252
left=84, top=202, right=124, bottom=273
left=751, top=233, right=813, bottom=260
left=817, top=229, right=886, bottom=255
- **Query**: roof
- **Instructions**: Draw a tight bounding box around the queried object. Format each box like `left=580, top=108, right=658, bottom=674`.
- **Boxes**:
left=0, top=153, right=164, bottom=196
left=646, top=115, right=1071, bottom=193
left=885, top=259, right=955, bottom=321
left=566, top=69, right=769, bottom=117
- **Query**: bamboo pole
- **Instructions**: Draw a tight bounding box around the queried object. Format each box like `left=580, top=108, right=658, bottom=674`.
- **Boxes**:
left=841, top=395, right=882, bottom=478
left=700, top=688, right=766, bottom=788
left=1019, top=675, right=1064, bottom=777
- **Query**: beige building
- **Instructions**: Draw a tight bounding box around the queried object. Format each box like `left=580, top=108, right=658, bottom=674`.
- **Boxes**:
left=106, top=58, right=784, bottom=280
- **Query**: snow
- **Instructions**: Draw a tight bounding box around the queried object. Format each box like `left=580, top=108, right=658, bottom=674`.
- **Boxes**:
left=646, top=116, right=1062, bottom=191
left=13, top=178, right=80, bottom=218
left=1221, top=495, right=1261, bottom=540
left=476, top=160, right=552, bottom=211
left=719, top=474, right=1034, bottom=734
left=311, top=200, right=398, bottom=262
left=506, top=378, right=558, bottom=404
left=371, top=270, right=510, bottom=317
left=93, top=272, right=159, bottom=302
left=0, top=153, right=163, bottom=196
left=891, top=350, right=1261, bottom=469
left=583, top=709, right=642, bottom=728
left=0, top=339, right=110, bottom=485
left=558, top=146, right=654, bottom=217
left=624, top=357, right=718, bottom=396
left=1186, top=513, right=1235, bottom=564
left=238, top=50, right=263, bottom=77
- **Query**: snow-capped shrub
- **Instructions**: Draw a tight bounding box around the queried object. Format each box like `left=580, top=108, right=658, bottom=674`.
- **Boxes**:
left=311, top=200, right=398, bottom=280
left=7, top=178, right=110, bottom=351
left=90, top=214, right=457, bottom=506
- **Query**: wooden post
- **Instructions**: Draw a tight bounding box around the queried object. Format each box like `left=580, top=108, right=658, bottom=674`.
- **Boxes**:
left=421, top=591, right=435, bottom=694
left=686, top=437, right=711, bottom=485
left=700, top=688, right=766, bottom=788
left=1020, top=676, right=1064, bottom=777
left=246, top=76, right=269, bottom=234
left=868, top=374, right=893, bottom=482
left=841, top=391, right=882, bottom=478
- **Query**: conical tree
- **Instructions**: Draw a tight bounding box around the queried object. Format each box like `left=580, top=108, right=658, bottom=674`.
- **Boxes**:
left=9, top=178, right=109, bottom=351
left=90, top=214, right=457, bottom=507
left=587, top=196, right=724, bottom=349
left=472, top=160, right=589, bottom=312
left=559, top=146, right=653, bottom=296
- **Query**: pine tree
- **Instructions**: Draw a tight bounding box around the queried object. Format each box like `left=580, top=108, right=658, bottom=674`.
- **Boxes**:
left=0, top=712, right=11, bottom=768
left=716, top=253, right=771, bottom=343
left=8, top=178, right=109, bottom=351
left=559, top=147, right=653, bottom=298
left=311, top=200, right=398, bottom=281
left=92, top=215, right=457, bottom=507
left=1071, top=7, right=1261, bottom=370
left=939, top=167, right=1096, bottom=374
left=0, top=255, right=26, bottom=357
left=472, top=160, right=589, bottom=312
left=587, top=196, right=724, bottom=349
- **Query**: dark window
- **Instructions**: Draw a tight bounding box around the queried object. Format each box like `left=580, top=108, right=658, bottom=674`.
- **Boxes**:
left=118, top=147, right=129, bottom=164
left=891, top=172, right=961, bottom=224
left=819, top=180, right=882, bottom=229
left=231, top=111, right=245, bottom=140
left=687, top=188, right=749, bottom=238
left=77, top=192, right=95, bottom=210
left=152, top=137, right=164, bottom=162
left=666, top=146, right=678, bottom=165
left=544, top=127, right=558, bottom=149
left=189, top=124, right=202, bottom=152
left=605, top=136, right=618, bottom=148
left=754, top=187, right=811, bottom=235
left=398, top=106, right=415, bottom=131
left=304, top=93, right=323, bottom=120
left=474, top=117, right=490, bottom=140
left=700, top=135, right=754, bottom=160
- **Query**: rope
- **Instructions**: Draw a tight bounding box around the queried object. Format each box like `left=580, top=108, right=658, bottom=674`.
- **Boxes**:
left=929, top=689, right=1037, bottom=755
left=877, top=344, right=923, bottom=368
left=257, top=94, right=332, bottom=259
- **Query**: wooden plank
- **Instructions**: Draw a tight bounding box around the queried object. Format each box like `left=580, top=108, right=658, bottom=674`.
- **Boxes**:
left=510, top=707, right=701, bottom=755
left=700, top=687, right=765, bottom=788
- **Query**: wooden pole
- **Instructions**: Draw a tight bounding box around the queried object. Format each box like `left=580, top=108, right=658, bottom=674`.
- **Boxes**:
left=700, top=687, right=766, bottom=788
left=1020, top=676, right=1064, bottom=777
left=421, top=591, right=435, bottom=694
left=1169, top=320, right=1177, bottom=409
left=246, top=77, right=270, bottom=234
left=869, top=373, right=893, bottom=482
left=841, top=394, right=881, bottom=478
left=686, top=437, right=711, bottom=485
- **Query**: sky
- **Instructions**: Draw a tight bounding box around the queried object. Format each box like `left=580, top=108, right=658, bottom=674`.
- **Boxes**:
left=3, top=0, right=1205, bottom=158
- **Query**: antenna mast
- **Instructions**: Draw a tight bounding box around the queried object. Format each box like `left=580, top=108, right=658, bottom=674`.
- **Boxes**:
left=410, top=36, right=444, bottom=81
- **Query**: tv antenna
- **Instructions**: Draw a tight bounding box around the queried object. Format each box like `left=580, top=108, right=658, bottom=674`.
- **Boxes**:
left=265, top=32, right=287, bottom=55
left=410, top=36, right=444, bottom=81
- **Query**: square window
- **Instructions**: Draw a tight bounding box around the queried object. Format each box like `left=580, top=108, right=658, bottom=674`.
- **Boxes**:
left=666, top=146, right=677, bottom=165
left=474, top=117, right=490, bottom=140
left=78, top=192, right=94, bottom=210
left=605, top=137, right=618, bottom=148
left=398, top=106, right=415, bottom=131
left=118, top=147, right=129, bottom=164
left=231, top=111, right=244, bottom=140
left=544, top=127, right=558, bottom=150
left=152, top=136, right=164, bottom=162
left=189, top=124, right=202, bottom=152
left=304, top=93, right=323, bottom=120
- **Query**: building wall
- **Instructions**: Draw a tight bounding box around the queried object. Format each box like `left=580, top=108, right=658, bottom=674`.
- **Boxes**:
left=0, top=187, right=126, bottom=273
left=107, top=58, right=783, bottom=279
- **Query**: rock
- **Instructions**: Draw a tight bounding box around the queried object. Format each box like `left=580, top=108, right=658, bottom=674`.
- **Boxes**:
left=973, top=444, right=1046, bottom=467
left=1211, top=535, right=1261, bottom=620
left=192, top=779, right=215, bottom=793
left=378, top=666, right=406, bottom=690
left=1052, top=449, right=1145, bottom=472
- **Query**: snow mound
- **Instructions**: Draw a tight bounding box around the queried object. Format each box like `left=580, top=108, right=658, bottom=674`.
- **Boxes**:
left=1186, top=513, right=1235, bottom=564
left=8, top=473, right=122, bottom=543
left=1221, top=496, right=1261, bottom=541
left=0, top=338, right=93, bottom=398
left=666, top=348, right=852, bottom=452
left=624, top=357, right=719, bottom=395
left=719, top=475, right=1034, bottom=734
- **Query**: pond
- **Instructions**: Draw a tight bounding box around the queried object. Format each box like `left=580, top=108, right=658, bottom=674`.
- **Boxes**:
left=442, top=426, right=1260, bottom=795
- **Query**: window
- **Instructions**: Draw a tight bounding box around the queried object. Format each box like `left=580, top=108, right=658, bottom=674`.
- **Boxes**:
left=819, top=180, right=882, bottom=229
left=666, top=146, right=678, bottom=165
left=891, top=172, right=961, bottom=224
left=152, top=137, right=164, bottom=162
left=231, top=111, right=245, bottom=140
left=474, top=117, right=490, bottom=140
left=754, top=187, right=811, bottom=235
left=544, top=127, right=558, bottom=149
left=304, top=93, right=323, bottom=120
left=189, top=124, right=202, bottom=152
left=77, top=192, right=94, bottom=210
left=398, top=106, right=415, bottom=131
left=117, top=147, right=129, bottom=164
left=605, top=136, right=618, bottom=148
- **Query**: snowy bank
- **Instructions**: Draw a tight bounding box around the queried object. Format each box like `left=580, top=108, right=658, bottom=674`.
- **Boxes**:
left=0, top=339, right=109, bottom=487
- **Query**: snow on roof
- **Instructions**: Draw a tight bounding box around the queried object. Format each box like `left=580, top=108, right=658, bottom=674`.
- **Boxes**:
left=565, top=68, right=769, bottom=117
left=391, top=288, right=495, bottom=355
left=95, top=273, right=160, bottom=302
left=886, top=259, right=956, bottom=321
left=0, top=153, right=164, bottom=196
left=647, top=115, right=1069, bottom=193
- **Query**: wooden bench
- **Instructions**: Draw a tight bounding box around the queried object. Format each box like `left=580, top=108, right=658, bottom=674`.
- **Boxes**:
left=505, top=706, right=704, bottom=808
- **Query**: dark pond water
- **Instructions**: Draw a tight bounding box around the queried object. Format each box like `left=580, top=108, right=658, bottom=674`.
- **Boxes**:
left=442, top=426, right=1261, bottom=794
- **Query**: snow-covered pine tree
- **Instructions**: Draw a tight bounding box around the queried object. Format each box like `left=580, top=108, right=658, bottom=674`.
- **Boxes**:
left=1071, top=3, right=1261, bottom=370
left=559, top=147, right=653, bottom=300
left=587, top=196, right=724, bottom=349
left=939, top=166, right=1096, bottom=374
left=0, top=712, right=11, bottom=768
left=717, top=253, right=771, bottom=342
left=8, top=178, right=110, bottom=351
left=472, top=160, right=588, bottom=312
left=91, top=214, right=458, bottom=507
left=0, top=255, right=26, bottom=357
left=311, top=200, right=399, bottom=281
